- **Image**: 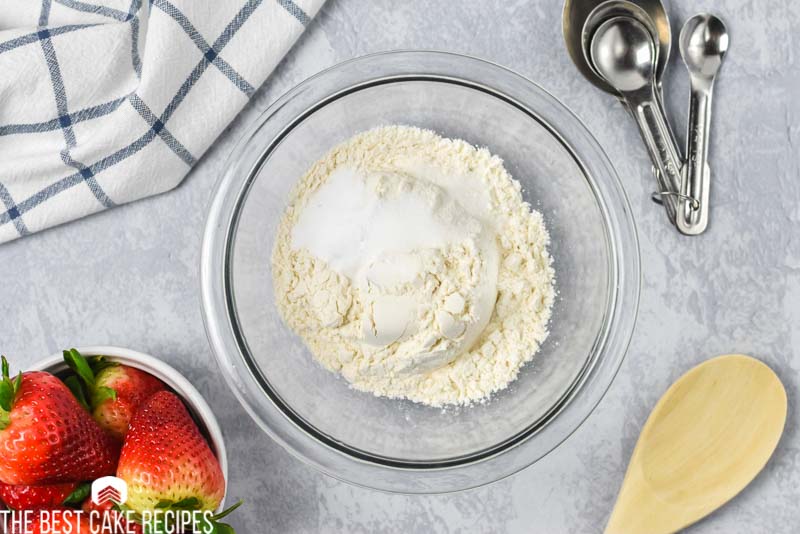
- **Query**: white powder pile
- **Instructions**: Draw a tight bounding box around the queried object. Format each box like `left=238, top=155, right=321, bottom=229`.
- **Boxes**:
left=272, top=125, right=555, bottom=406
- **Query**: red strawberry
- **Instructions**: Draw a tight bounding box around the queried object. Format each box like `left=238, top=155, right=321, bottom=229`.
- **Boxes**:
left=0, top=482, right=80, bottom=510
left=63, top=349, right=166, bottom=440
left=0, top=357, right=120, bottom=485
left=116, top=391, right=225, bottom=512
left=92, top=366, right=165, bottom=441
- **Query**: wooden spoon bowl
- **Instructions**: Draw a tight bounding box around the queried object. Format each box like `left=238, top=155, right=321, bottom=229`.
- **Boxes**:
left=606, top=354, right=787, bottom=534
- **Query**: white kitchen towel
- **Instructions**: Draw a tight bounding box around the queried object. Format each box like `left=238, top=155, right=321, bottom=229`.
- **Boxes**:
left=0, top=0, right=324, bottom=243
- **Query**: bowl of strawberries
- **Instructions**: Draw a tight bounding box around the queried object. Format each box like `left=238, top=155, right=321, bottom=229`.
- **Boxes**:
left=0, top=346, right=238, bottom=533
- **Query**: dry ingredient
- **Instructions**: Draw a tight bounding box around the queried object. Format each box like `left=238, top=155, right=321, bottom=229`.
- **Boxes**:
left=272, top=125, right=554, bottom=406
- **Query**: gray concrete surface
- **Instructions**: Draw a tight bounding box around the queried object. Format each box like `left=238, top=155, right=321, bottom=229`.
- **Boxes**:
left=2, top=0, right=798, bottom=532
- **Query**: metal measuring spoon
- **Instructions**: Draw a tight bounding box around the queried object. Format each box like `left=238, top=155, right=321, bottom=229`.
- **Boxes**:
left=571, top=0, right=684, bottom=225
left=590, top=16, right=683, bottom=222
left=563, top=0, right=672, bottom=95
left=675, top=14, right=729, bottom=235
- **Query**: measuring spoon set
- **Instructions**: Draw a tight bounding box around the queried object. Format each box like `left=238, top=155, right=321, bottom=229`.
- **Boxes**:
left=563, top=0, right=728, bottom=235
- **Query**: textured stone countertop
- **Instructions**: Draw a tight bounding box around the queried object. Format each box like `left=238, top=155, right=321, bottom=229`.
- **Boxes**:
left=2, top=0, right=798, bottom=532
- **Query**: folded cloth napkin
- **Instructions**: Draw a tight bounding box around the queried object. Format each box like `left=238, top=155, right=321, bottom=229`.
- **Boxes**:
left=0, top=0, right=324, bottom=243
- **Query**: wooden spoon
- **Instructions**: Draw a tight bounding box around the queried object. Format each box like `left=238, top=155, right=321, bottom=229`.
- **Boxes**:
left=605, top=354, right=787, bottom=534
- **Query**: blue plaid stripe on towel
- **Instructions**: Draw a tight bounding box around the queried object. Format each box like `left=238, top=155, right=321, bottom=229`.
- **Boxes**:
left=0, top=0, right=324, bottom=243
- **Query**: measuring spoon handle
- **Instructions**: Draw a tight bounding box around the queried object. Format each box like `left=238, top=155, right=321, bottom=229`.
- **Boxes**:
left=676, top=85, right=713, bottom=234
left=627, top=89, right=683, bottom=225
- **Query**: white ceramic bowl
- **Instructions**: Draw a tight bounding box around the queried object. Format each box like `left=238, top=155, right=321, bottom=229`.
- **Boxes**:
left=34, top=345, right=228, bottom=509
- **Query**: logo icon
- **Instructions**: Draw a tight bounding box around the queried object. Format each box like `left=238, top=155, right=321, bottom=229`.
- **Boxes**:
left=91, top=476, right=128, bottom=506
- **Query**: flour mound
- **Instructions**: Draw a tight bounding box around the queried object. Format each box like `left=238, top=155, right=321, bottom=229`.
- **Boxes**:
left=272, top=125, right=555, bottom=407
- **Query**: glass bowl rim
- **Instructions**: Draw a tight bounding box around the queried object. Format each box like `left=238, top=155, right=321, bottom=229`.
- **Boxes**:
left=200, top=50, right=641, bottom=494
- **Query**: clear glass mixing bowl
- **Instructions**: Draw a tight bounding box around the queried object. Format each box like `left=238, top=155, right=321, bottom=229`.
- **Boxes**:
left=201, top=51, right=640, bottom=493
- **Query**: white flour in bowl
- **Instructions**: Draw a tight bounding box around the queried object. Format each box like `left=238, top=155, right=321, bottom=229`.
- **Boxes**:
left=271, top=125, right=554, bottom=406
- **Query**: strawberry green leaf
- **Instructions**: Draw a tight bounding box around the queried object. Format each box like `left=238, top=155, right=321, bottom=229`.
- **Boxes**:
left=93, top=385, right=117, bottom=405
left=63, top=482, right=91, bottom=505
left=0, top=367, right=20, bottom=417
left=193, top=500, right=243, bottom=534
left=0, top=380, right=14, bottom=412
left=212, top=500, right=243, bottom=521
left=170, top=497, right=201, bottom=510
left=198, top=513, right=238, bottom=534
left=63, top=351, right=118, bottom=410
left=64, top=376, right=90, bottom=411
left=64, top=349, right=96, bottom=387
